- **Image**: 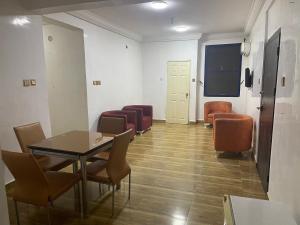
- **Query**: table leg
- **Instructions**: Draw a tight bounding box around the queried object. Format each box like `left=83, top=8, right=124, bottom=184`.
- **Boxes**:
left=72, top=161, right=80, bottom=212
left=80, top=156, right=87, bottom=218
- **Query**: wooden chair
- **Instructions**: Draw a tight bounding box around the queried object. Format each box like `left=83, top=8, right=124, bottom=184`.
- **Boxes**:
left=94, top=116, right=128, bottom=161
left=14, top=122, right=74, bottom=171
left=1, top=150, right=81, bottom=225
left=86, top=129, right=132, bottom=216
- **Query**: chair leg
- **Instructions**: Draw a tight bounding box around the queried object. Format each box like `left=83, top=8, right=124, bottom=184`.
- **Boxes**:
left=111, top=185, right=115, bottom=217
left=47, top=206, right=51, bottom=225
left=79, top=180, right=84, bottom=217
left=128, top=173, right=131, bottom=200
left=98, top=183, right=103, bottom=197
left=14, top=200, right=20, bottom=225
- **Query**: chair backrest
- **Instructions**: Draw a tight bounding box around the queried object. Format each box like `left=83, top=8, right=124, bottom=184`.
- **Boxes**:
left=106, top=129, right=131, bottom=184
left=98, top=116, right=126, bottom=134
left=1, top=150, right=49, bottom=206
left=205, top=101, right=232, bottom=113
left=14, top=122, right=45, bottom=153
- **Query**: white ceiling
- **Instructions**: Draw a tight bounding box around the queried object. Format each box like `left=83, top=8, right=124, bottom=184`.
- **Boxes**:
left=88, top=0, right=255, bottom=40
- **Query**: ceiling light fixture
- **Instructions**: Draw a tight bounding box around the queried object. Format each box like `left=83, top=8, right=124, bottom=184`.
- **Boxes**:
left=173, top=25, right=190, bottom=32
left=151, top=1, right=168, bottom=10
left=12, top=17, right=30, bottom=26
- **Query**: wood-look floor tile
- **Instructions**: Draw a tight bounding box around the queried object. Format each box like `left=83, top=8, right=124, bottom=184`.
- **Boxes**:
left=186, top=203, right=224, bottom=225
left=6, top=122, right=266, bottom=225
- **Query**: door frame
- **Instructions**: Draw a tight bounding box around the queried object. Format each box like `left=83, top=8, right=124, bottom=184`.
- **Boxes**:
left=166, top=60, right=191, bottom=124
left=257, top=28, right=281, bottom=192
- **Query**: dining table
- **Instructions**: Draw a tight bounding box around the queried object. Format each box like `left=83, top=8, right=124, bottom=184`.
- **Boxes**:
left=28, top=130, right=114, bottom=218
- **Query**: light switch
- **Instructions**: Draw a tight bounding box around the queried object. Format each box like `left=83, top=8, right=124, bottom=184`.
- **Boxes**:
left=23, top=80, right=30, bottom=87
left=93, top=81, right=101, bottom=86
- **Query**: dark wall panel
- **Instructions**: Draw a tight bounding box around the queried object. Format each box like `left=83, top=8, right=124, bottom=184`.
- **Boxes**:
left=204, top=44, right=242, bottom=97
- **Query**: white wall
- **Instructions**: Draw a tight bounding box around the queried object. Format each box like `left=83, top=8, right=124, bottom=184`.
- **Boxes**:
left=197, top=37, right=247, bottom=120
left=46, top=13, right=143, bottom=131
left=0, top=16, right=52, bottom=181
left=268, top=0, right=300, bottom=223
left=0, top=155, right=9, bottom=225
left=43, top=22, right=89, bottom=135
left=142, top=40, right=199, bottom=121
left=0, top=15, right=52, bottom=224
left=246, top=0, right=300, bottom=222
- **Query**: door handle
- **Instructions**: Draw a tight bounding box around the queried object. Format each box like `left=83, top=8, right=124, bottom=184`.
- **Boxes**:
left=257, top=106, right=264, bottom=111
left=186, top=93, right=189, bottom=98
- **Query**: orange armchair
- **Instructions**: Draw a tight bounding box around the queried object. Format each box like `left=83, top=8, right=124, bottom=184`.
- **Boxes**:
left=213, top=113, right=253, bottom=152
left=204, top=101, right=232, bottom=124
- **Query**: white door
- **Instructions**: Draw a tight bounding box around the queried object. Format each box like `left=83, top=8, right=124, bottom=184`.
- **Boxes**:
left=166, top=61, right=190, bottom=124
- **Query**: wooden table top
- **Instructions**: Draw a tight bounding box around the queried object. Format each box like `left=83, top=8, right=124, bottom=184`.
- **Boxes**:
left=28, top=130, right=114, bottom=156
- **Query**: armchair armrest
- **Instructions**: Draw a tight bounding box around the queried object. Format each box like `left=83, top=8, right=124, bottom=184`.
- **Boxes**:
left=138, top=105, right=153, bottom=117
left=123, top=107, right=144, bottom=131
left=204, top=103, right=212, bottom=122
left=122, top=110, right=137, bottom=125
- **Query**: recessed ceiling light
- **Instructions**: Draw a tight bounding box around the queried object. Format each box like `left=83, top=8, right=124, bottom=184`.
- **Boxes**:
left=12, top=17, right=30, bottom=26
left=173, top=25, right=190, bottom=32
left=151, top=1, right=168, bottom=10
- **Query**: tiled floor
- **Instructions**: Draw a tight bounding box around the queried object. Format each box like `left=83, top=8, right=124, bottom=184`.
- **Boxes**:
left=7, top=122, right=267, bottom=225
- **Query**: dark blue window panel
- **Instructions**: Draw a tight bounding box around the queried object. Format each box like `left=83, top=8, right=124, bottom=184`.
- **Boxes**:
left=204, top=43, right=242, bottom=97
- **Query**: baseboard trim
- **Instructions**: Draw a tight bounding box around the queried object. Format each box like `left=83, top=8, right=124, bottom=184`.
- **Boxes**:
left=197, top=120, right=205, bottom=125
left=153, top=119, right=166, bottom=123
left=153, top=119, right=204, bottom=124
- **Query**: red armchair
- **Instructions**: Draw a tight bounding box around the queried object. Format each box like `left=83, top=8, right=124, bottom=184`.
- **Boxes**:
left=204, top=101, right=232, bottom=124
left=122, top=105, right=153, bottom=133
left=100, top=110, right=137, bottom=139
left=213, top=113, right=253, bottom=152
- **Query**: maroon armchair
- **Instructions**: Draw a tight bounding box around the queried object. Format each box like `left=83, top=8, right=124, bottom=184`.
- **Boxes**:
left=122, top=105, right=153, bottom=133
left=100, top=110, right=137, bottom=140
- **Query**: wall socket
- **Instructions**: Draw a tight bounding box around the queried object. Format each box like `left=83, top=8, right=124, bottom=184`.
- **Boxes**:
left=30, top=79, right=36, bottom=86
left=93, top=80, right=101, bottom=86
